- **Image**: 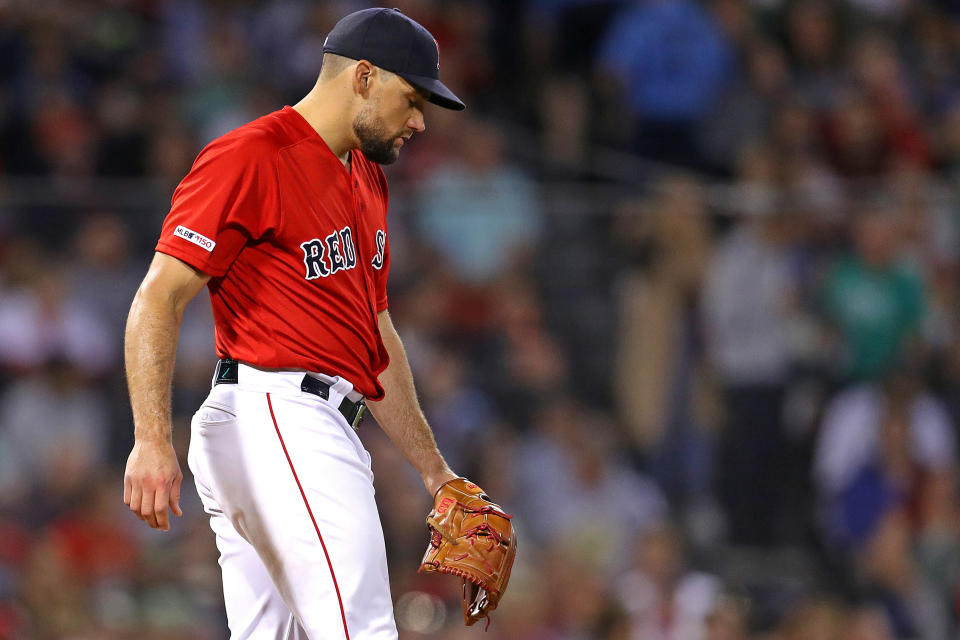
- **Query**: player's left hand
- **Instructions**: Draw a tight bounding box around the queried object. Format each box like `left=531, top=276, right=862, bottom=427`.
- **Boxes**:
left=423, top=468, right=458, bottom=496
left=418, top=477, right=517, bottom=628
left=124, top=438, right=183, bottom=531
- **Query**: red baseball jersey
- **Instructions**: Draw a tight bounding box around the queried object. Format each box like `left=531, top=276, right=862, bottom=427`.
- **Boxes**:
left=156, top=106, right=391, bottom=399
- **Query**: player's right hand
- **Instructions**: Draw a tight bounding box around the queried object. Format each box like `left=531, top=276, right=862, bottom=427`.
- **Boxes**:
left=124, top=438, right=183, bottom=531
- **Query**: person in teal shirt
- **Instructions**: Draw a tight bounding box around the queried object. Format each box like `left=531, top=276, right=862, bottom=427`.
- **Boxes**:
left=822, top=204, right=926, bottom=381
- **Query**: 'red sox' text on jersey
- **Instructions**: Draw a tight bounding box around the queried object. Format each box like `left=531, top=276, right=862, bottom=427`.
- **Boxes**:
left=155, top=106, right=391, bottom=399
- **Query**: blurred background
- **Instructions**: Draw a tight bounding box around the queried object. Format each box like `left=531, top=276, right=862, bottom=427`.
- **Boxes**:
left=2, top=0, right=960, bottom=638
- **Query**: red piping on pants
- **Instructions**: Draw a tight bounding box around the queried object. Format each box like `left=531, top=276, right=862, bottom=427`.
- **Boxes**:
left=266, top=392, right=350, bottom=640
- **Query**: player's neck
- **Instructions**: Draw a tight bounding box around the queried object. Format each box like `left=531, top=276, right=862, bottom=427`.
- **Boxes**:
left=292, top=93, right=355, bottom=168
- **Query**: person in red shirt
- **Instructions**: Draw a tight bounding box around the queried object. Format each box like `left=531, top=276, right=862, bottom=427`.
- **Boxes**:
left=122, top=9, right=465, bottom=639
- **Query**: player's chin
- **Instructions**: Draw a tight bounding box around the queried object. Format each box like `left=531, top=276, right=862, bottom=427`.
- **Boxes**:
left=381, top=149, right=401, bottom=165
left=364, top=147, right=400, bottom=165
left=379, top=145, right=402, bottom=165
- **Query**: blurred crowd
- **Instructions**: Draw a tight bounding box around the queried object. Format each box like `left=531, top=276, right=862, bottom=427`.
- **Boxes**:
left=3, top=0, right=960, bottom=638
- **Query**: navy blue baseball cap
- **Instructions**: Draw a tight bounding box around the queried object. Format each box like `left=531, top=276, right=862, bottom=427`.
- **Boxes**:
left=323, top=8, right=466, bottom=111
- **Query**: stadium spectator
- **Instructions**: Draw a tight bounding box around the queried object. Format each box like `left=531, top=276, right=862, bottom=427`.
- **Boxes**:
left=0, top=265, right=115, bottom=376
left=514, top=400, right=667, bottom=572
left=416, top=117, right=542, bottom=284
left=701, top=38, right=793, bottom=174
left=702, top=145, right=800, bottom=545
left=819, top=199, right=926, bottom=382
left=814, top=372, right=957, bottom=637
left=613, top=175, right=714, bottom=499
left=614, top=522, right=722, bottom=640
left=0, top=359, right=109, bottom=506
left=596, top=0, right=734, bottom=166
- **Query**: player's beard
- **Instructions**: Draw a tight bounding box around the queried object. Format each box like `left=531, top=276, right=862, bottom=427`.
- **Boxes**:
left=353, top=108, right=402, bottom=165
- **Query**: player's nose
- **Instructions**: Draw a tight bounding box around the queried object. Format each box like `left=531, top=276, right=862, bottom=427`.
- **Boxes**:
left=408, top=110, right=425, bottom=133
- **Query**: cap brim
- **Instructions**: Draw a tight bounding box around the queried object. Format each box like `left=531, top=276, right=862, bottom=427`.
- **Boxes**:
left=399, top=73, right=466, bottom=111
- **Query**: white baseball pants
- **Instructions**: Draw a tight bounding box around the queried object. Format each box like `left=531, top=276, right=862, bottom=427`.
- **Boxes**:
left=187, top=363, right=398, bottom=639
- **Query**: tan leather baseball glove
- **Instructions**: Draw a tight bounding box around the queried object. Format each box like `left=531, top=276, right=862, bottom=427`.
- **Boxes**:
left=418, top=477, right=517, bottom=628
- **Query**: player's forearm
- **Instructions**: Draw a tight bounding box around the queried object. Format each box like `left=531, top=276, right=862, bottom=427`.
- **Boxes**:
left=368, top=365, right=452, bottom=485
left=369, top=360, right=452, bottom=482
left=124, top=285, right=185, bottom=444
left=368, top=314, right=454, bottom=491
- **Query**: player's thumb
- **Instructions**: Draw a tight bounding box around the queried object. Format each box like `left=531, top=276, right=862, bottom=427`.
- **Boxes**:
left=170, top=475, right=183, bottom=517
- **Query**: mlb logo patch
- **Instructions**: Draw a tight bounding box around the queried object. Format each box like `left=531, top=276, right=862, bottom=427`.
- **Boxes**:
left=174, top=225, right=216, bottom=252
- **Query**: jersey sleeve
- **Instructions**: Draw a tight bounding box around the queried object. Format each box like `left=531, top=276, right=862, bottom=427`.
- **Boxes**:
left=155, top=132, right=281, bottom=277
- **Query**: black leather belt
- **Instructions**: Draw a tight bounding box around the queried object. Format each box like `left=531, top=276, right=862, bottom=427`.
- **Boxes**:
left=214, top=359, right=366, bottom=429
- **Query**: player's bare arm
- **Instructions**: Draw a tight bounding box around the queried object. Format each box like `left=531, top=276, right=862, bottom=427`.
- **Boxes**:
left=124, top=252, right=210, bottom=531
left=367, top=310, right=457, bottom=496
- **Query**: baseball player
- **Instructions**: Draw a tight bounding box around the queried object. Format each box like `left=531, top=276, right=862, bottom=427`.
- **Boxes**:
left=123, top=9, right=465, bottom=639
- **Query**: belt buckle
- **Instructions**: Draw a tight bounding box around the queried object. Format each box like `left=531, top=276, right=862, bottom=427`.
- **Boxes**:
left=215, top=359, right=238, bottom=385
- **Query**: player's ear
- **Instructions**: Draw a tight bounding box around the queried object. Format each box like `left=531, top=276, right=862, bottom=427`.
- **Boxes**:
left=353, top=60, right=375, bottom=99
